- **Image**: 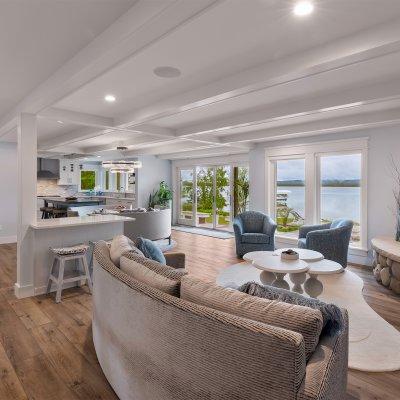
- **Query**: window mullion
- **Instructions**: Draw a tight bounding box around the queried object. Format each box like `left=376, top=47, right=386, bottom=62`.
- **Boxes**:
left=304, top=153, right=316, bottom=225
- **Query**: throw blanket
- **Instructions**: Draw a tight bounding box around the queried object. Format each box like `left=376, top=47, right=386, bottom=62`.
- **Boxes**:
left=238, top=282, right=345, bottom=336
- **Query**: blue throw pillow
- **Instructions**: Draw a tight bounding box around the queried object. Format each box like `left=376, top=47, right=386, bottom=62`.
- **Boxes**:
left=136, top=237, right=166, bottom=265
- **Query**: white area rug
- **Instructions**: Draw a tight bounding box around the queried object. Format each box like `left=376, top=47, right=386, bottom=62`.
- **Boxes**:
left=172, top=225, right=234, bottom=239
left=216, top=262, right=400, bottom=372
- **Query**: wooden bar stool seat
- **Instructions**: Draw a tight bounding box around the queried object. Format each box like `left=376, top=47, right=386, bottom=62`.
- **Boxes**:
left=47, top=244, right=92, bottom=303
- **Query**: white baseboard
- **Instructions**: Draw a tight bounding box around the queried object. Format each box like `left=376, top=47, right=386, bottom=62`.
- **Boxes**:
left=14, top=283, right=35, bottom=299
left=14, top=281, right=87, bottom=298
left=0, top=235, right=17, bottom=244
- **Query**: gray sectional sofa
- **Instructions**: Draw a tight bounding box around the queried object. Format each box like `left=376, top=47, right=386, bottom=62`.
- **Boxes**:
left=93, top=241, right=349, bottom=400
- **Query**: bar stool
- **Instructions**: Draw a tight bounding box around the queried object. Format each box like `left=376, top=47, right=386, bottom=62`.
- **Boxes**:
left=40, top=206, right=53, bottom=219
left=51, top=209, right=67, bottom=218
left=47, top=244, right=92, bottom=303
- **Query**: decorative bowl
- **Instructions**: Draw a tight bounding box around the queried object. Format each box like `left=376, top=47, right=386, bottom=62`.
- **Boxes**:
left=281, top=249, right=299, bottom=260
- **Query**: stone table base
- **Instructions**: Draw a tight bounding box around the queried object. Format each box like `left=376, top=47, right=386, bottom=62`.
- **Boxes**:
left=371, top=236, right=400, bottom=294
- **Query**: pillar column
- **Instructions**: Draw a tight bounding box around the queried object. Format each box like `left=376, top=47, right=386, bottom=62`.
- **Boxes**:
left=16, top=113, right=37, bottom=298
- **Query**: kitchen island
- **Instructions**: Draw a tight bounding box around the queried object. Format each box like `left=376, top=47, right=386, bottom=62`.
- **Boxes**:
left=27, top=214, right=134, bottom=296
left=42, top=197, right=105, bottom=208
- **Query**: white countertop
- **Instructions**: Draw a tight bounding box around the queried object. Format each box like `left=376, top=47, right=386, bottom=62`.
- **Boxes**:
left=31, top=215, right=134, bottom=230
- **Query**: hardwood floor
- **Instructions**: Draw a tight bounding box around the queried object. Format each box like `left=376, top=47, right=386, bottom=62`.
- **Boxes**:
left=0, top=232, right=399, bottom=399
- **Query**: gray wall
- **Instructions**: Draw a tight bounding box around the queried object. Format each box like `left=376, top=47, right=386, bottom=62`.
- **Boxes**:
left=248, top=126, right=400, bottom=257
left=136, top=155, right=172, bottom=208
left=0, top=142, right=17, bottom=243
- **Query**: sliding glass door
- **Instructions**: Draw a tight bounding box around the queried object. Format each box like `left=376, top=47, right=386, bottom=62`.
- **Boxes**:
left=178, top=164, right=249, bottom=231
left=215, top=165, right=231, bottom=230
left=178, top=168, right=195, bottom=226
left=196, top=166, right=215, bottom=228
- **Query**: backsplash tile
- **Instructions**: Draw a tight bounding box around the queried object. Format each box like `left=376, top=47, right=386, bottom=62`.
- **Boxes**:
left=37, top=180, right=77, bottom=197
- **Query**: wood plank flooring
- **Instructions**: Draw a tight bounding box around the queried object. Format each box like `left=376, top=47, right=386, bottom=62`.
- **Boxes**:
left=0, top=233, right=399, bottom=399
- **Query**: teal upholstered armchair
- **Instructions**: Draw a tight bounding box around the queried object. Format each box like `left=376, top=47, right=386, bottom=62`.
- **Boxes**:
left=233, top=211, right=277, bottom=257
left=298, top=219, right=353, bottom=267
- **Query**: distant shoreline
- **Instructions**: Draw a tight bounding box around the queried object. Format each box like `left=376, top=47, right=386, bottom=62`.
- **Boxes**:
left=278, top=180, right=360, bottom=188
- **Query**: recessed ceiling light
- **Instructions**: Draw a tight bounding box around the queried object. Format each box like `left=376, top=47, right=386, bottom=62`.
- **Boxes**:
left=104, top=94, right=116, bottom=102
left=97, top=155, right=101, bottom=158
left=153, top=66, right=181, bottom=78
left=57, top=120, right=63, bottom=124
left=293, top=1, right=314, bottom=16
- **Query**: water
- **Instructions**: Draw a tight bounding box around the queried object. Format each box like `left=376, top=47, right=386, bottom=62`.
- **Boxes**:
left=278, top=186, right=360, bottom=223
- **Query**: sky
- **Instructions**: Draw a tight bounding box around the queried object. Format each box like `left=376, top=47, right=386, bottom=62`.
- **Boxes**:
left=277, top=154, right=361, bottom=181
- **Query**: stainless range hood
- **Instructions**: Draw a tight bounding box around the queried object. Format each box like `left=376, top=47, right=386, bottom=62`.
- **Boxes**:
left=37, top=158, right=60, bottom=180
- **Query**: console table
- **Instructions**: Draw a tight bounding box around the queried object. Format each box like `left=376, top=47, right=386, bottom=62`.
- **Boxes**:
left=371, top=236, right=400, bottom=294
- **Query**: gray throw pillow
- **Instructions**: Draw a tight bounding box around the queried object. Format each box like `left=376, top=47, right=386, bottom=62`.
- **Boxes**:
left=238, top=282, right=344, bottom=336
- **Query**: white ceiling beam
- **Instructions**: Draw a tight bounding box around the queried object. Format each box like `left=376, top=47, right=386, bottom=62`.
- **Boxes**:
left=220, top=108, right=400, bottom=144
left=123, top=141, right=210, bottom=157
left=38, top=108, right=114, bottom=128
left=81, top=132, right=253, bottom=155
left=175, top=79, right=400, bottom=137
left=38, top=126, right=103, bottom=151
left=0, top=0, right=219, bottom=133
left=116, top=18, right=400, bottom=129
left=133, top=124, right=176, bottom=137
left=83, top=134, right=172, bottom=154
left=39, top=109, right=179, bottom=138
left=157, top=146, right=248, bottom=160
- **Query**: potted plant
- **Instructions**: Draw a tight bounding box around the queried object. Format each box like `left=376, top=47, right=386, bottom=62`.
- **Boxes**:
left=148, top=181, right=173, bottom=210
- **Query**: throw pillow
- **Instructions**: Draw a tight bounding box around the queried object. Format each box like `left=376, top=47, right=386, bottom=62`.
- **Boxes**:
left=120, top=257, right=179, bottom=296
left=181, top=275, right=323, bottom=360
left=136, top=237, right=166, bottom=265
left=109, top=235, right=144, bottom=267
left=238, top=282, right=344, bottom=336
left=121, top=252, right=187, bottom=281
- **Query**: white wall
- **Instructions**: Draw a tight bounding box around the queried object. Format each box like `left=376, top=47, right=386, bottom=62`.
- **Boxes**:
left=0, top=142, right=17, bottom=243
left=248, top=126, right=400, bottom=264
left=136, top=155, right=172, bottom=208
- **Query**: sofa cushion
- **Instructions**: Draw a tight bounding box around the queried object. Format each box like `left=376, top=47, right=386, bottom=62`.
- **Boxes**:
left=181, top=275, right=323, bottom=360
left=120, top=257, right=180, bottom=296
left=121, top=252, right=187, bottom=281
left=238, top=282, right=344, bottom=336
left=241, top=233, right=270, bottom=244
left=136, top=237, right=166, bottom=264
left=110, top=235, right=144, bottom=267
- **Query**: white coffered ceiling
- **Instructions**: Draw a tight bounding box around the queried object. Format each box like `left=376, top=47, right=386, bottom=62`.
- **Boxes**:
left=2, top=0, right=400, bottom=160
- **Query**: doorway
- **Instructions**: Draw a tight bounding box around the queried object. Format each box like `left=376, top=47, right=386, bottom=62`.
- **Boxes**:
left=177, top=165, right=249, bottom=231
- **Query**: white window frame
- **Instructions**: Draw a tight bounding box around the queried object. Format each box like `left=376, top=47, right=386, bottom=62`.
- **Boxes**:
left=266, top=138, right=368, bottom=250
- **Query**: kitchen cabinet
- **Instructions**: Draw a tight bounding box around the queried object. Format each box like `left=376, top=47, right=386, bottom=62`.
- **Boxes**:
left=58, top=160, right=79, bottom=185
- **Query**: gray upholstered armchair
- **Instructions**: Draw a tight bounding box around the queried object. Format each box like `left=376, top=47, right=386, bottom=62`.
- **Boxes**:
left=298, top=219, right=354, bottom=267
left=233, top=211, right=277, bottom=257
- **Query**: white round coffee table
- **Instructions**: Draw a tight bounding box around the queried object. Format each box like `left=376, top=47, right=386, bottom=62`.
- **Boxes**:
left=248, top=252, right=309, bottom=291
left=304, top=259, right=344, bottom=298
left=308, top=259, right=343, bottom=275
left=273, top=248, right=324, bottom=262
